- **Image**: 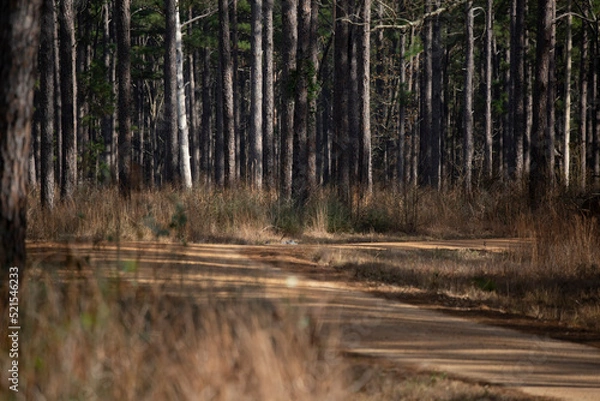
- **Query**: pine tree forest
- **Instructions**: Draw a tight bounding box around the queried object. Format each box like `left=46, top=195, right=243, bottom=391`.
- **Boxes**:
left=31, top=0, right=600, bottom=207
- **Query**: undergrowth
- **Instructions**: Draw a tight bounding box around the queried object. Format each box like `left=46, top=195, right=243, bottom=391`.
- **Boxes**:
left=27, top=182, right=531, bottom=244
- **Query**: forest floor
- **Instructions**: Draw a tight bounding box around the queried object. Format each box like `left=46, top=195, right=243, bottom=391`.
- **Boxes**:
left=26, top=238, right=600, bottom=401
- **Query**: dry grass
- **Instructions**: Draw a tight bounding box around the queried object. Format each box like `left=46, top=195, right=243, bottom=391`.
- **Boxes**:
left=324, top=208, right=600, bottom=332
left=0, top=265, right=348, bottom=400
left=27, top=183, right=527, bottom=244
left=18, top=184, right=600, bottom=399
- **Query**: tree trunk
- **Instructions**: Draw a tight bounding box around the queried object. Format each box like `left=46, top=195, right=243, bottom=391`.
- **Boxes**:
left=280, top=0, right=297, bottom=200
left=529, top=0, right=553, bottom=209
left=218, top=0, right=236, bottom=186
left=334, top=0, right=350, bottom=204
left=250, top=0, right=263, bottom=190
left=40, top=0, right=55, bottom=209
left=0, top=0, right=41, bottom=275
left=463, top=0, right=474, bottom=194
left=101, top=0, right=114, bottom=185
left=174, top=0, right=192, bottom=189
left=187, top=9, right=199, bottom=184
left=592, top=21, right=600, bottom=188
left=579, top=26, right=588, bottom=190
left=484, top=0, right=493, bottom=180
left=201, top=34, right=213, bottom=188
left=359, top=0, right=372, bottom=198
left=397, top=34, right=406, bottom=190
left=563, top=0, right=572, bottom=187
left=546, top=0, right=556, bottom=188
left=116, top=0, right=132, bottom=197
left=431, top=4, right=442, bottom=190
left=263, top=0, right=275, bottom=190
left=293, top=0, right=311, bottom=202
left=419, top=1, right=433, bottom=187
left=307, top=0, right=319, bottom=192
left=164, top=0, right=179, bottom=184
left=59, top=0, right=77, bottom=200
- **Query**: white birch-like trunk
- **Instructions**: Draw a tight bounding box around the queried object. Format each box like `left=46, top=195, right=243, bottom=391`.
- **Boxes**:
left=175, top=0, right=192, bottom=189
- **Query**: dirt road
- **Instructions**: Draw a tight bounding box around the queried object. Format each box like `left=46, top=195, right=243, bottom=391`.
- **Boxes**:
left=29, top=239, right=600, bottom=401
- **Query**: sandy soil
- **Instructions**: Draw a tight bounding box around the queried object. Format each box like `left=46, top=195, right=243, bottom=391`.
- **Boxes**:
left=28, top=239, right=600, bottom=401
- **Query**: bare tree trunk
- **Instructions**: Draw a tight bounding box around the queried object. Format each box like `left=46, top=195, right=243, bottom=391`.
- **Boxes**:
left=419, top=1, right=433, bottom=187
left=280, top=0, right=297, bottom=200
left=579, top=26, right=588, bottom=190
left=397, top=34, right=406, bottom=190
left=201, top=34, right=213, bottom=188
left=174, top=0, right=192, bottom=189
left=250, top=0, right=263, bottom=190
left=359, top=0, right=372, bottom=198
left=293, top=0, right=311, bottom=202
left=484, top=0, right=493, bottom=179
left=218, top=0, right=236, bottom=186
left=101, top=0, right=114, bottom=185
left=592, top=21, right=600, bottom=188
left=509, top=0, right=525, bottom=178
left=263, top=0, right=275, bottom=190
left=431, top=4, right=442, bottom=190
left=116, top=0, right=132, bottom=197
left=187, top=9, right=199, bottom=184
left=40, top=0, right=55, bottom=209
left=334, top=0, right=350, bottom=203
left=563, top=0, right=572, bottom=188
left=164, top=0, right=179, bottom=184
left=53, top=2, right=62, bottom=186
left=463, top=0, right=474, bottom=194
left=307, top=0, right=319, bottom=193
left=0, top=0, right=41, bottom=275
left=546, top=0, right=556, bottom=188
left=529, top=0, right=553, bottom=209
left=59, top=0, right=77, bottom=200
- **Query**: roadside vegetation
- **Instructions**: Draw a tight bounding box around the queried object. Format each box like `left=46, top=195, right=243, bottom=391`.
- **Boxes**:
left=26, top=183, right=600, bottom=335
left=10, top=183, right=597, bottom=399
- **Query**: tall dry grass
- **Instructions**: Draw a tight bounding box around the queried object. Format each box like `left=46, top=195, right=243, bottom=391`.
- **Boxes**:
left=27, top=182, right=531, bottom=244
left=0, top=265, right=348, bottom=400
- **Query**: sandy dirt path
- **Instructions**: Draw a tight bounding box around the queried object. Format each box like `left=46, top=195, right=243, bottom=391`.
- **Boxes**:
left=29, top=239, right=600, bottom=401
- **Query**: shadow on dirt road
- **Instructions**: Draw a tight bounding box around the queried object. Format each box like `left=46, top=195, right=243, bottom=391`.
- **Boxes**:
left=28, top=240, right=600, bottom=401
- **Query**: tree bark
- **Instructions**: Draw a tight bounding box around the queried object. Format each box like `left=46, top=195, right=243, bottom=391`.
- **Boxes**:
left=101, top=0, right=114, bottom=184
left=563, top=0, right=572, bottom=187
left=201, top=32, right=213, bottom=188
left=419, top=1, right=433, bottom=187
left=280, top=0, right=297, bottom=200
left=263, top=0, right=275, bottom=190
left=529, top=0, right=553, bottom=209
left=484, top=0, right=493, bottom=180
left=164, top=0, right=179, bottom=184
left=334, top=0, right=350, bottom=204
left=116, top=0, right=132, bottom=197
left=0, top=0, right=41, bottom=275
left=431, top=3, right=442, bottom=190
left=293, top=0, right=311, bottom=202
left=250, top=0, right=264, bottom=191
left=359, top=0, right=372, bottom=198
left=463, top=0, right=474, bottom=194
left=307, top=0, right=319, bottom=193
left=174, top=0, right=192, bottom=189
left=218, top=0, right=236, bottom=186
left=579, top=25, right=588, bottom=190
left=40, top=0, right=55, bottom=209
left=59, top=0, right=77, bottom=200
